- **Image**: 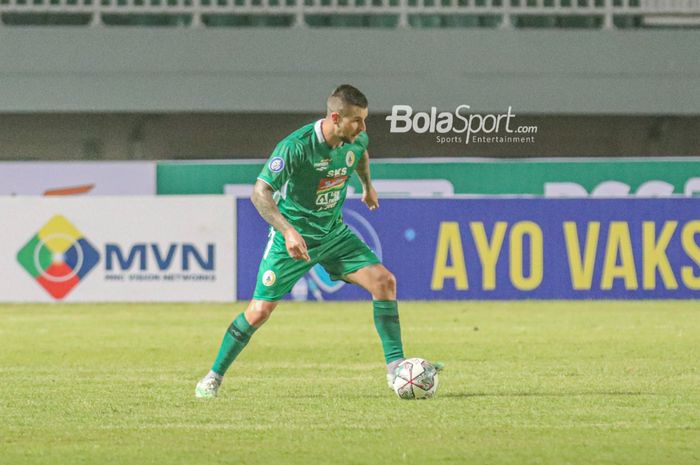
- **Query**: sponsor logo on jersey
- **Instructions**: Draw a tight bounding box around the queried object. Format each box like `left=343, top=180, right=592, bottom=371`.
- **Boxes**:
left=262, top=270, right=276, bottom=286
left=327, top=167, right=347, bottom=177
left=314, top=158, right=331, bottom=172
left=346, top=151, right=355, bottom=167
left=316, top=175, right=348, bottom=194
left=315, top=190, right=342, bottom=210
left=269, top=157, right=285, bottom=173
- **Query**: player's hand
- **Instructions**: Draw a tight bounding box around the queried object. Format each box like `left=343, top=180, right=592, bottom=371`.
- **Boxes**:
left=362, top=185, right=379, bottom=211
left=284, top=227, right=311, bottom=261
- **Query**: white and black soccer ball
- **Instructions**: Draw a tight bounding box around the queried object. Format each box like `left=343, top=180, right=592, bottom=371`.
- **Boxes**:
left=392, top=358, right=439, bottom=400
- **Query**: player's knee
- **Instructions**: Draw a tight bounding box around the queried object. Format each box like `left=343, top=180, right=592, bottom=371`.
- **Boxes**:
left=375, top=270, right=397, bottom=297
left=256, top=305, right=275, bottom=321
left=246, top=300, right=277, bottom=327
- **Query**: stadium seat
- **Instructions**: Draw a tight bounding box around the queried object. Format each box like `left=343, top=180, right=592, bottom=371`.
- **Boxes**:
left=1, top=12, right=92, bottom=25
left=0, top=0, right=697, bottom=29
left=556, top=15, right=603, bottom=28
left=613, top=15, right=642, bottom=28
left=101, top=13, right=191, bottom=26
left=366, top=14, right=399, bottom=27
left=408, top=14, right=443, bottom=27
left=513, top=15, right=557, bottom=28
left=443, top=15, right=480, bottom=27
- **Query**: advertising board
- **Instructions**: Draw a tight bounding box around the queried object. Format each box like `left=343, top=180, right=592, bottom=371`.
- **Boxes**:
left=237, top=198, right=700, bottom=300
left=1, top=196, right=235, bottom=302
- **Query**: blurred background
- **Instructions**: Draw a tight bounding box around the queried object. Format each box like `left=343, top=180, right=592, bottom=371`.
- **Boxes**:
left=0, top=0, right=699, bottom=160
left=2, top=0, right=699, bottom=303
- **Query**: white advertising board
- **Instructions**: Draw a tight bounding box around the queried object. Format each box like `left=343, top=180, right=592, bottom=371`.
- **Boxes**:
left=0, top=196, right=235, bottom=302
left=0, top=162, right=156, bottom=195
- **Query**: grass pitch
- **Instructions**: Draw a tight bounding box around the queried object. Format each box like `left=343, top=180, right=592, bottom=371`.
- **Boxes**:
left=0, top=301, right=698, bottom=465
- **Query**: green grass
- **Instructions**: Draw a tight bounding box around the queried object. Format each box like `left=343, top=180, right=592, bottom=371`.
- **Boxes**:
left=0, top=301, right=698, bottom=465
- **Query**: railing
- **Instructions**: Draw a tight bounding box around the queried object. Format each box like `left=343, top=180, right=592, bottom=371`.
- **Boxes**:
left=0, top=0, right=699, bottom=28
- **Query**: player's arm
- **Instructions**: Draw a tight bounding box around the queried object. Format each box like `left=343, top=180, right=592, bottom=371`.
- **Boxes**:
left=251, top=179, right=310, bottom=261
left=356, top=150, right=379, bottom=211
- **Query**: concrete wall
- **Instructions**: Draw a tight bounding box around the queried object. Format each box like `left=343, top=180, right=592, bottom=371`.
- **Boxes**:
left=1, top=29, right=699, bottom=114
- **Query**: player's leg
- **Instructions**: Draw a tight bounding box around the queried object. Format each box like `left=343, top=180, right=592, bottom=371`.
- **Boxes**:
left=343, top=264, right=445, bottom=388
left=195, top=298, right=281, bottom=399
left=211, top=299, right=278, bottom=374
left=319, top=228, right=405, bottom=386
left=344, top=263, right=396, bottom=300
left=344, top=264, right=405, bottom=378
left=196, top=233, right=313, bottom=398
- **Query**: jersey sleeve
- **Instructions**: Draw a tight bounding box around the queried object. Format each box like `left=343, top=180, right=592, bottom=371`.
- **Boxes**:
left=257, top=140, right=302, bottom=191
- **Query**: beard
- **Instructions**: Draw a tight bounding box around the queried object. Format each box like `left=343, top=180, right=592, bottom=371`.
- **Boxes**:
left=340, top=133, right=359, bottom=144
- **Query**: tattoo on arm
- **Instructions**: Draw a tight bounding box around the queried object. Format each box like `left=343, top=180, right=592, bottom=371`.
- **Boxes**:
left=356, top=151, right=372, bottom=188
left=251, top=180, right=292, bottom=234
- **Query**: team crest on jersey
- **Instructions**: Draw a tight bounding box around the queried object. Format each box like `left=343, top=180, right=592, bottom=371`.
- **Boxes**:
left=262, top=270, right=276, bottom=287
left=345, top=151, right=355, bottom=167
left=269, top=157, right=285, bottom=173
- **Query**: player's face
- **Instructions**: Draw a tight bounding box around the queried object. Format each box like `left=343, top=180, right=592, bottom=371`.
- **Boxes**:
left=335, top=105, right=368, bottom=144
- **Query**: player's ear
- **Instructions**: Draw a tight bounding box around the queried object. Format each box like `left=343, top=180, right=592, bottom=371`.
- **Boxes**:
left=331, top=112, right=341, bottom=125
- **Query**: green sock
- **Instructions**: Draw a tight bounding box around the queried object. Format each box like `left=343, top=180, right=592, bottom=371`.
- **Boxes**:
left=373, top=300, right=405, bottom=364
left=211, top=312, right=257, bottom=376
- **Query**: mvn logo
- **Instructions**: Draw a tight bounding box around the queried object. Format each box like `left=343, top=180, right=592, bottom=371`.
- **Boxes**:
left=105, top=244, right=214, bottom=271
left=17, top=215, right=100, bottom=299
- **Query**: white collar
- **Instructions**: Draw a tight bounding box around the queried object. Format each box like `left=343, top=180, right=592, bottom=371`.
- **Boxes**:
left=314, top=119, right=326, bottom=144
left=314, top=119, right=344, bottom=148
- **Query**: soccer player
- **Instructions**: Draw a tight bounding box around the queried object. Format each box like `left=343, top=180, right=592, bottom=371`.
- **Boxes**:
left=195, top=85, right=439, bottom=398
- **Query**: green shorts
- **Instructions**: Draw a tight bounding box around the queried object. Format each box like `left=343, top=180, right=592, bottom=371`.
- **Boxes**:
left=253, top=224, right=381, bottom=301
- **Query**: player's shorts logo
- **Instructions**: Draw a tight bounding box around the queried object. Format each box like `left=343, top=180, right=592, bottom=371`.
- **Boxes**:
left=345, top=151, right=355, bottom=167
left=16, top=215, right=100, bottom=300
left=269, top=157, right=285, bottom=173
left=262, top=270, right=276, bottom=286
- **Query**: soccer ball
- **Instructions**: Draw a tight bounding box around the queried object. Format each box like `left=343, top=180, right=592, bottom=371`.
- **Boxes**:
left=392, top=358, right=439, bottom=400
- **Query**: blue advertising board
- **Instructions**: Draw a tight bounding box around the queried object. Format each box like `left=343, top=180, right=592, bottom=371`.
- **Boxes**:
left=237, top=198, right=700, bottom=300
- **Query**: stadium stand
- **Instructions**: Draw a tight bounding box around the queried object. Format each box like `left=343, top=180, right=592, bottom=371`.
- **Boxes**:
left=0, top=0, right=699, bottom=28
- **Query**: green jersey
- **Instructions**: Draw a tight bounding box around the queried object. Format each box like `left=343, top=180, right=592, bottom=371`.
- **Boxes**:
left=257, top=120, right=369, bottom=244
